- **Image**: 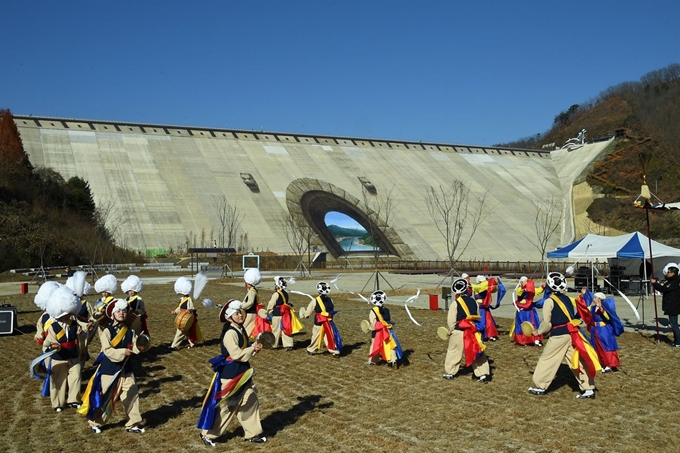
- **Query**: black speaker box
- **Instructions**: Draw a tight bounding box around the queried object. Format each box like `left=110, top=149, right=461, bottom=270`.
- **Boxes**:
left=0, top=305, right=17, bottom=335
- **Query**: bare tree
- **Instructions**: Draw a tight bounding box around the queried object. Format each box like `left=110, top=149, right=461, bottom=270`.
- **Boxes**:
left=212, top=195, right=244, bottom=250
left=521, top=197, right=564, bottom=276
left=84, top=197, right=129, bottom=278
left=212, top=195, right=244, bottom=274
left=425, top=180, right=489, bottom=272
left=361, top=185, right=399, bottom=290
left=278, top=211, right=314, bottom=277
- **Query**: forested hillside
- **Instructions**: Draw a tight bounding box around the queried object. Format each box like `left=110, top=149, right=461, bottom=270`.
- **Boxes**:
left=501, top=64, right=680, bottom=240
left=0, top=109, right=137, bottom=272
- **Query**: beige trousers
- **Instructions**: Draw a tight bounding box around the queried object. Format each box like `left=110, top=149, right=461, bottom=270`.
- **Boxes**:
left=271, top=315, right=293, bottom=348
left=444, top=330, right=489, bottom=377
left=307, top=325, right=339, bottom=354
left=88, top=373, right=142, bottom=428
left=201, top=382, right=263, bottom=440
left=532, top=333, right=595, bottom=391
left=243, top=313, right=256, bottom=339
left=49, top=357, right=82, bottom=408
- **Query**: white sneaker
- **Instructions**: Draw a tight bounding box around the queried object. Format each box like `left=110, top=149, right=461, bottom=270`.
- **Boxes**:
left=528, top=387, right=545, bottom=395
left=90, top=426, right=102, bottom=434
left=576, top=390, right=595, bottom=399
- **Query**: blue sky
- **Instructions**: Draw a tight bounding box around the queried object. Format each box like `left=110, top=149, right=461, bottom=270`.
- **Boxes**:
left=2, top=1, right=678, bottom=146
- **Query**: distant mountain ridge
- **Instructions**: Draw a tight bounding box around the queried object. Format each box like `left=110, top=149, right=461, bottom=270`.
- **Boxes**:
left=328, top=224, right=367, bottom=237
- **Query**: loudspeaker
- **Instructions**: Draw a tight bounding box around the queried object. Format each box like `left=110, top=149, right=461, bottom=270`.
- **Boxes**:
left=0, top=305, right=17, bottom=335
left=574, top=276, right=589, bottom=288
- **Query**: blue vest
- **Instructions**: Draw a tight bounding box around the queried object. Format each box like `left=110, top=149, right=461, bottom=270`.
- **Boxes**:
left=550, top=293, right=575, bottom=336
left=99, top=323, right=135, bottom=375
left=313, top=295, right=334, bottom=326
left=219, top=325, right=252, bottom=379
left=52, top=321, right=79, bottom=360
left=271, top=290, right=289, bottom=316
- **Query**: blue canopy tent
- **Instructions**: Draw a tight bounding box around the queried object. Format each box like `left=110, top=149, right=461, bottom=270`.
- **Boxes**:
left=548, top=232, right=680, bottom=329
left=547, top=232, right=680, bottom=279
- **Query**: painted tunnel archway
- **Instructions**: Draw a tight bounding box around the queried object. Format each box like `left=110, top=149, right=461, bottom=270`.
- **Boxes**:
left=285, top=178, right=415, bottom=260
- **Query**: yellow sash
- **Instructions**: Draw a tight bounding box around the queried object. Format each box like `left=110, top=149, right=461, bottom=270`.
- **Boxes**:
left=455, top=296, right=481, bottom=321
left=551, top=295, right=601, bottom=372
left=43, top=317, right=54, bottom=333
left=315, top=296, right=329, bottom=317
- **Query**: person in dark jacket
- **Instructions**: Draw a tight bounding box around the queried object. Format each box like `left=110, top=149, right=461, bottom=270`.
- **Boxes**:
left=651, top=263, right=680, bottom=347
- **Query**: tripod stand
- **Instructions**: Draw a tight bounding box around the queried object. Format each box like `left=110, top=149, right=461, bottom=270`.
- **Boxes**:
left=361, top=269, right=393, bottom=293
left=30, top=266, right=48, bottom=285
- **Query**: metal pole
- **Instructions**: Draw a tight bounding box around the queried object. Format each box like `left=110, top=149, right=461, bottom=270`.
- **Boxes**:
left=646, top=209, right=661, bottom=344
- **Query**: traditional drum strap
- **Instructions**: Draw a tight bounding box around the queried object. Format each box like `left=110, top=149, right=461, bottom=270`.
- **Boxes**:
left=177, top=296, right=191, bottom=309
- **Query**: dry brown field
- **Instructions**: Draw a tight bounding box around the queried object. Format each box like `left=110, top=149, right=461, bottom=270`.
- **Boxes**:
left=1, top=278, right=678, bottom=453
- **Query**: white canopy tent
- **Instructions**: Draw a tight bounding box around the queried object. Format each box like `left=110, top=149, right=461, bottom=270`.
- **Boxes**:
left=547, top=231, right=680, bottom=281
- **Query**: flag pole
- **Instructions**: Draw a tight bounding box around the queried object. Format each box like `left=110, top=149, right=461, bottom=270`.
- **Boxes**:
left=645, top=207, right=661, bottom=344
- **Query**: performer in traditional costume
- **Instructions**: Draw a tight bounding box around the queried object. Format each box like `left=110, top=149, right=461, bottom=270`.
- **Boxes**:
left=265, top=276, right=302, bottom=350
left=581, top=290, right=623, bottom=372
left=367, top=290, right=403, bottom=368
left=443, top=278, right=490, bottom=382
left=170, top=276, right=201, bottom=349
left=67, top=271, right=95, bottom=366
left=93, top=274, right=118, bottom=329
left=32, top=282, right=62, bottom=400
left=528, top=272, right=600, bottom=398
left=33, top=281, right=60, bottom=348
left=43, top=285, right=82, bottom=412
left=242, top=268, right=262, bottom=339
left=197, top=300, right=266, bottom=446
left=471, top=275, right=500, bottom=341
left=80, top=299, right=146, bottom=434
left=122, top=275, right=149, bottom=337
left=511, top=276, right=546, bottom=346
left=303, top=282, right=343, bottom=357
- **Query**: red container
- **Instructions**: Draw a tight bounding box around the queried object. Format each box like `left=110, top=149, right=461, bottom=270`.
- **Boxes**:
left=429, top=294, right=439, bottom=310
left=20, top=283, right=28, bottom=294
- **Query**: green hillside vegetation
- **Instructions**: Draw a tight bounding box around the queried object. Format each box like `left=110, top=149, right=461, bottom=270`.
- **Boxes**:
left=500, top=63, right=680, bottom=241
left=0, top=109, right=138, bottom=272
left=327, top=224, right=367, bottom=237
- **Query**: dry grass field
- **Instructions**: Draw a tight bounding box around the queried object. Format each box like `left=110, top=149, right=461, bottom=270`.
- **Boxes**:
left=1, top=278, right=678, bottom=453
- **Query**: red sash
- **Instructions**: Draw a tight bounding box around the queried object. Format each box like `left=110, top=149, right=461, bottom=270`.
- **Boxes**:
left=280, top=304, right=293, bottom=336
left=457, top=319, right=483, bottom=367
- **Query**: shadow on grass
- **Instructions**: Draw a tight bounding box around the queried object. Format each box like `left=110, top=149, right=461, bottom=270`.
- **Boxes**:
left=340, top=341, right=366, bottom=356
left=262, top=394, right=333, bottom=439
left=138, top=375, right=183, bottom=398
left=545, top=364, right=583, bottom=394
left=399, top=348, right=414, bottom=367
left=143, top=394, right=205, bottom=429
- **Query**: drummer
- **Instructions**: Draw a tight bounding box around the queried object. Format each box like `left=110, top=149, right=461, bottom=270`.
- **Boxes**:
left=197, top=300, right=267, bottom=445
left=169, top=277, right=202, bottom=350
